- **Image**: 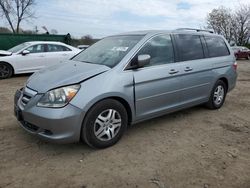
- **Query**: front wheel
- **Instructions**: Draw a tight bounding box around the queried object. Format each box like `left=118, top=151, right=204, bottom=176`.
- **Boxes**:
left=0, top=63, right=13, bottom=79
left=81, top=99, right=128, bottom=148
left=206, top=80, right=227, bottom=109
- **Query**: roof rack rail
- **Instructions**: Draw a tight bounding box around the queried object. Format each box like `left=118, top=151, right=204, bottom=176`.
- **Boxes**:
left=176, top=28, right=214, bottom=34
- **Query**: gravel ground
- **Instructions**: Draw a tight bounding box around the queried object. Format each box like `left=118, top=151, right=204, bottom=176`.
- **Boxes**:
left=0, top=60, right=250, bottom=188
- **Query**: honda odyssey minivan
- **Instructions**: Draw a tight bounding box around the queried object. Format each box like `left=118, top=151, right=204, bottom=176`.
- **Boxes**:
left=14, top=29, right=237, bottom=148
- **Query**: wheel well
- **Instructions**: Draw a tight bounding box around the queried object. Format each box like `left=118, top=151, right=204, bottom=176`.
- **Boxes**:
left=108, top=97, right=132, bottom=125
left=219, top=77, right=228, bottom=91
left=0, top=61, right=14, bottom=74
left=79, top=96, right=133, bottom=142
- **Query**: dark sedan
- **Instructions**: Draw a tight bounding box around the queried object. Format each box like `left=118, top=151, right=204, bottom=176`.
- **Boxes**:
left=232, top=46, right=250, bottom=60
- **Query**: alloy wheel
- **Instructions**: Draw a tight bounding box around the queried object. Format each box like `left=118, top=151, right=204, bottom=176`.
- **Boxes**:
left=0, top=64, right=10, bottom=78
left=213, top=85, right=225, bottom=106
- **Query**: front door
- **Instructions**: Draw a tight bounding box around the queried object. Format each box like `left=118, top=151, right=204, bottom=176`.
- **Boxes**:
left=15, top=44, right=47, bottom=73
left=132, top=34, right=183, bottom=120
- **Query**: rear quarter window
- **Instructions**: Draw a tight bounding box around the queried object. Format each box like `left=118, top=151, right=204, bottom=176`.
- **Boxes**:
left=205, top=36, right=230, bottom=57
left=63, top=46, right=72, bottom=51
left=47, top=44, right=71, bottom=52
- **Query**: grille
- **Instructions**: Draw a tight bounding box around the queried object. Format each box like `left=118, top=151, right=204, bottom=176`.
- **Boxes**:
left=21, top=94, right=32, bottom=105
left=20, top=87, right=37, bottom=107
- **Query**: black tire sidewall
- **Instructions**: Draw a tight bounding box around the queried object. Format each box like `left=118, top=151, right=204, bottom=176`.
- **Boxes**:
left=82, top=99, right=128, bottom=148
left=0, top=63, right=13, bottom=79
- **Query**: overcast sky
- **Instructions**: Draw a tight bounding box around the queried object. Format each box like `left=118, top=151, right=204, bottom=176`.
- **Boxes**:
left=0, top=0, right=249, bottom=38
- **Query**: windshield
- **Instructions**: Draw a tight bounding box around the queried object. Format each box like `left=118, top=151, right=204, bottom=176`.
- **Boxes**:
left=8, top=43, right=31, bottom=53
left=72, top=35, right=143, bottom=68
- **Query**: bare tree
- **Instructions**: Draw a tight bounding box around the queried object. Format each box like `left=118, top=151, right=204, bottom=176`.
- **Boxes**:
left=0, top=0, right=35, bottom=33
left=206, top=6, right=234, bottom=43
left=81, top=35, right=94, bottom=45
left=50, top=29, right=58, bottom=35
left=0, top=26, right=11, bottom=33
left=206, top=5, right=250, bottom=45
left=233, top=5, right=250, bottom=45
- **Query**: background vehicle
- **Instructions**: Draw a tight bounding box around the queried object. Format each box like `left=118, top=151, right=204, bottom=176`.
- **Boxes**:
left=14, top=29, right=237, bottom=148
left=0, top=41, right=81, bottom=79
left=232, top=46, right=250, bottom=60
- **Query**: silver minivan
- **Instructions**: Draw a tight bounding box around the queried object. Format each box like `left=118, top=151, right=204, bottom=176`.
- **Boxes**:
left=14, top=29, right=237, bottom=148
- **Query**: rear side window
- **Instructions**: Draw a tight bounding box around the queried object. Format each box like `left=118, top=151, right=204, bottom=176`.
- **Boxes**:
left=175, top=34, right=204, bottom=61
left=47, top=44, right=70, bottom=52
left=205, top=36, right=230, bottom=57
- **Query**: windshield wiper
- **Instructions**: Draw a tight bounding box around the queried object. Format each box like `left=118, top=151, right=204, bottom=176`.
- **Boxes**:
left=80, top=60, right=94, bottom=64
left=80, top=61, right=111, bottom=68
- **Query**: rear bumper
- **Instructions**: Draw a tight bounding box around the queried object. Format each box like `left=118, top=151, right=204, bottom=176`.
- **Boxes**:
left=14, top=89, right=85, bottom=144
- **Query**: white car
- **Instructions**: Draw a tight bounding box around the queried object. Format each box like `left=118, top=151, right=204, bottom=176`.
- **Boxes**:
left=0, top=41, right=81, bottom=79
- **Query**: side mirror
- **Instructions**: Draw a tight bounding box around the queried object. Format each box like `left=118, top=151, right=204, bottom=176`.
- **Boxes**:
left=137, top=54, right=151, bottom=68
left=22, top=50, right=30, bottom=55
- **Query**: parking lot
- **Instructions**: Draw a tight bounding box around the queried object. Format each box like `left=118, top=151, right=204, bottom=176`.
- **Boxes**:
left=0, top=60, right=249, bottom=188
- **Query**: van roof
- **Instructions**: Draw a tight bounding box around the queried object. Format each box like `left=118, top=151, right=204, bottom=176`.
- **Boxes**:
left=116, top=29, right=218, bottom=37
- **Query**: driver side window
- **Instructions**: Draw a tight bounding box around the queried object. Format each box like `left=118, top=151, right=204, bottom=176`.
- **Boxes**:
left=137, top=35, right=174, bottom=67
left=26, top=44, right=45, bottom=53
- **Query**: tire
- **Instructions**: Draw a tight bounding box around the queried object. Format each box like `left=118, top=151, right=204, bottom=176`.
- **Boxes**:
left=247, top=54, right=250, bottom=60
left=0, top=63, right=13, bottom=79
left=206, top=80, right=227, bottom=110
left=81, top=99, right=128, bottom=149
left=235, top=55, right=238, bottom=60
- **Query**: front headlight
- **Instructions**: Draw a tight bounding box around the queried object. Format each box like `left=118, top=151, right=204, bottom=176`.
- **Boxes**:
left=37, top=84, right=80, bottom=108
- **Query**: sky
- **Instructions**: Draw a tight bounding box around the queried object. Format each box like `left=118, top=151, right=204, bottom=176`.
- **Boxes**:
left=0, top=0, right=249, bottom=38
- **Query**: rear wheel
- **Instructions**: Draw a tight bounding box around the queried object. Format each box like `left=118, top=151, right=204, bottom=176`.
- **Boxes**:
left=0, top=63, right=13, bottom=79
left=206, top=80, right=227, bottom=109
left=81, top=99, right=128, bottom=148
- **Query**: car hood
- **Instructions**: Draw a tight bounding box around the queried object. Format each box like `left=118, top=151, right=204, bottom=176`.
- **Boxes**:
left=26, top=60, right=111, bottom=93
left=0, top=50, right=12, bottom=56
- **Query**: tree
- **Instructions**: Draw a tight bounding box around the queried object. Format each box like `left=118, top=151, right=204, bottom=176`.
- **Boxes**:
left=233, top=5, right=250, bottom=45
left=0, top=26, right=11, bottom=33
left=21, top=29, right=35, bottom=34
left=206, top=6, right=234, bottom=43
left=50, top=29, right=58, bottom=35
left=81, top=35, right=94, bottom=45
left=0, top=0, right=35, bottom=33
left=206, top=5, right=250, bottom=46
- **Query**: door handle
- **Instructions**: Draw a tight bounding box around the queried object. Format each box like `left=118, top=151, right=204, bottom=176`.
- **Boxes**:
left=184, top=67, right=193, bottom=72
left=38, top=55, right=45, bottom=57
left=169, top=69, right=179, bottom=75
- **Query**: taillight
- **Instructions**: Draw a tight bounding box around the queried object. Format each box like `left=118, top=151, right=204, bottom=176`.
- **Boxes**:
left=233, top=61, right=237, bottom=71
